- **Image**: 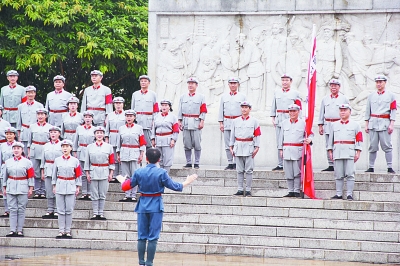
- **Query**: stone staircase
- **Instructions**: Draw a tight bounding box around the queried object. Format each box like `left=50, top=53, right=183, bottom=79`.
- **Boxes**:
left=1, top=168, right=400, bottom=264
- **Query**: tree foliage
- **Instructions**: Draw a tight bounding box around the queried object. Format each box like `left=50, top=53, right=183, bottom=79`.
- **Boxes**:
left=0, top=0, right=148, bottom=105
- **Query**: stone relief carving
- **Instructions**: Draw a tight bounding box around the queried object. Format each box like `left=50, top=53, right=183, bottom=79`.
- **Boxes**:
left=154, top=14, right=400, bottom=123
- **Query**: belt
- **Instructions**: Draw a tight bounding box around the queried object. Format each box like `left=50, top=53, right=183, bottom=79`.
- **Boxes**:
left=136, top=112, right=153, bottom=115
left=58, top=176, right=75, bottom=180
left=91, top=163, right=109, bottom=167
left=32, top=140, right=46, bottom=145
left=183, top=114, right=200, bottom=118
left=140, top=193, right=161, bottom=197
left=121, top=144, right=140, bottom=148
left=4, top=107, right=18, bottom=111
left=79, top=143, right=88, bottom=147
left=224, top=115, right=240, bottom=119
left=45, top=160, right=54, bottom=164
left=156, top=131, right=173, bottom=136
left=87, top=107, right=106, bottom=111
left=64, top=129, right=76, bottom=133
left=371, top=114, right=390, bottom=119
left=22, top=124, right=30, bottom=128
left=0, top=139, right=6, bottom=143
left=8, top=176, right=28, bottom=180
left=277, top=110, right=289, bottom=113
left=334, top=141, right=355, bottom=144
left=325, top=118, right=340, bottom=122
left=235, top=137, right=253, bottom=142
left=109, top=129, right=119, bottom=133
left=283, top=143, right=303, bottom=147
left=49, top=109, right=67, bottom=113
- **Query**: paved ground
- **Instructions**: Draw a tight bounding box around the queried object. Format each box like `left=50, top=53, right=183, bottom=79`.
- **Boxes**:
left=0, top=247, right=377, bottom=265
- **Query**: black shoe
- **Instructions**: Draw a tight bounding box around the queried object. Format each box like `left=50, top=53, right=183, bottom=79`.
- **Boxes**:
left=98, top=215, right=107, bottom=220
left=83, top=195, right=91, bottom=201
left=294, top=192, right=301, bottom=198
left=109, top=178, right=119, bottom=183
left=388, top=168, right=396, bottom=174
left=42, top=212, right=54, bottom=219
left=244, top=191, right=252, bottom=197
left=0, top=195, right=2, bottom=198
left=56, top=233, right=64, bottom=239
left=347, top=195, right=353, bottom=201
left=331, top=195, right=342, bottom=199
left=365, top=168, right=374, bottom=173
left=224, top=164, right=233, bottom=170
left=6, top=231, right=16, bottom=237
left=283, top=192, right=295, bottom=197
left=232, top=164, right=236, bottom=170
left=90, top=215, right=99, bottom=220
left=119, top=197, right=133, bottom=202
left=0, top=212, right=9, bottom=218
left=272, top=166, right=283, bottom=171
left=183, top=164, right=192, bottom=168
left=322, top=166, right=334, bottom=172
left=193, top=164, right=199, bottom=169
left=233, top=190, right=244, bottom=196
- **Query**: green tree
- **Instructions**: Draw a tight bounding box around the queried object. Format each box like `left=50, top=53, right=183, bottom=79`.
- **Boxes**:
left=0, top=0, right=148, bottom=105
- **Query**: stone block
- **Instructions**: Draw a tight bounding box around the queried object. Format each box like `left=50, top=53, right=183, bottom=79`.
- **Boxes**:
left=348, top=210, right=400, bottom=222
left=388, top=254, right=400, bottom=264
left=324, top=250, right=388, bottom=263
left=334, top=0, right=373, bottom=10
left=263, top=247, right=325, bottom=260
left=373, top=0, right=400, bottom=9
left=170, top=168, right=206, bottom=178
left=208, top=234, right=241, bottom=245
left=206, top=244, right=264, bottom=256
left=241, top=235, right=299, bottom=248
left=300, top=238, right=361, bottom=251
left=0, top=237, right=36, bottom=247
left=191, top=185, right=233, bottom=195
left=104, top=211, right=137, bottom=221
left=205, top=170, right=236, bottom=178
left=211, top=195, right=267, bottom=206
left=221, top=0, right=258, bottom=12
left=164, top=213, right=200, bottom=223
left=174, top=176, right=225, bottom=187
left=90, top=240, right=135, bottom=251
left=289, top=208, right=347, bottom=219
left=384, top=202, right=400, bottom=212
left=373, top=221, right=400, bottom=232
left=359, top=191, right=400, bottom=202
left=163, top=194, right=212, bottom=204
left=126, top=231, right=136, bottom=241
left=258, top=0, right=296, bottom=11
left=314, top=219, right=374, bottom=230
left=323, top=200, right=384, bottom=211
left=149, top=0, right=221, bottom=12
left=199, top=214, right=256, bottom=225
left=36, top=238, right=91, bottom=249
left=161, top=232, right=184, bottom=243
left=394, top=183, right=400, bottom=192
left=232, top=206, right=288, bottom=217
left=218, top=224, right=277, bottom=236
left=355, top=182, right=394, bottom=192
left=256, top=216, right=312, bottom=228
left=370, top=174, right=400, bottom=183
left=267, top=197, right=324, bottom=209
left=71, top=229, right=127, bottom=241
left=158, top=242, right=206, bottom=253
left=107, top=220, right=137, bottom=232
left=177, top=204, right=233, bottom=215
left=337, top=229, right=399, bottom=242
left=276, top=227, right=337, bottom=239
left=72, top=220, right=109, bottom=231
left=162, top=222, right=219, bottom=234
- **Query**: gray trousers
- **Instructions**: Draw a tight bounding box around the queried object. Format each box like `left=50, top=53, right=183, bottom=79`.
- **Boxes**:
left=236, top=156, right=254, bottom=191
left=90, top=179, right=108, bottom=215
left=275, top=126, right=283, bottom=167
left=45, top=177, right=56, bottom=212
left=22, top=141, right=28, bottom=156
left=284, top=159, right=301, bottom=193
left=112, top=147, right=121, bottom=177
left=324, top=134, right=334, bottom=166
left=7, top=194, right=28, bottom=232
left=32, top=159, right=45, bottom=195
left=143, top=129, right=153, bottom=149
left=368, top=130, right=393, bottom=168
left=156, top=146, right=175, bottom=168
left=80, top=160, right=91, bottom=195
left=223, top=129, right=234, bottom=164
left=56, top=194, right=75, bottom=233
left=2, top=196, right=9, bottom=213
left=334, top=159, right=355, bottom=197
left=183, top=129, right=202, bottom=164
left=121, top=161, right=138, bottom=198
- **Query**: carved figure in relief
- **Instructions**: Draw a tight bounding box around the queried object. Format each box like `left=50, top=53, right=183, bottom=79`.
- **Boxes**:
left=164, top=41, right=185, bottom=105
left=156, top=40, right=169, bottom=99
left=181, top=33, right=204, bottom=77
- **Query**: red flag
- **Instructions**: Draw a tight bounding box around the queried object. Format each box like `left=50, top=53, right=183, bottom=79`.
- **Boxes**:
left=302, top=25, right=317, bottom=199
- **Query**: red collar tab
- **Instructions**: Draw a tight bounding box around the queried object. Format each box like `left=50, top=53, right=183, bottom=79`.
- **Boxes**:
left=340, top=120, right=349, bottom=124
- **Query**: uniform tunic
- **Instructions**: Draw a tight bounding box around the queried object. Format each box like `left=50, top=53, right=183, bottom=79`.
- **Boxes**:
left=72, top=125, right=95, bottom=195
left=80, top=85, right=113, bottom=126
left=40, top=140, right=62, bottom=212
left=327, top=120, right=363, bottom=196
left=0, top=141, right=15, bottom=213
left=105, top=110, right=125, bottom=176
left=131, top=90, right=159, bottom=148
left=364, top=90, right=396, bottom=168
left=52, top=155, right=82, bottom=233
left=229, top=116, right=261, bottom=192
left=0, top=84, right=26, bottom=125
left=270, top=89, right=302, bottom=167
left=16, top=101, right=44, bottom=153
left=218, top=91, right=247, bottom=164
left=317, top=93, right=349, bottom=166
left=117, top=123, right=146, bottom=198
left=61, top=112, right=84, bottom=141
left=3, top=156, right=34, bottom=232
left=45, top=89, right=72, bottom=127
left=151, top=112, right=179, bottom=169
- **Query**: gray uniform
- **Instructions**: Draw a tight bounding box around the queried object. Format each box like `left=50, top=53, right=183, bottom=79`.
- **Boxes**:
left=0, top=141, right=15, bottom=213
left=27, top=122, right=53, bottom=195
left=61, top=112, right=84, bottom=141
left=105, top=111, right=125, bottom=176
left=177, top=93, right=207, bottom=164
left=84, top=142, right=115, bottom=215
left=218, top=92, right=247, bottom=164
left=278, top=119, right=313, bottom=193
left=45, top=90, right=72, bottom=127
left=270, top=89, right=301, bottom=168
left=16, top=101, right=44, bottom=154
left=72, top=125, right=95, bottom=195
left=0, top=84, right=26, bottom=126
left=80, top=85, right=113, bottom=126
left=318, top=94, right=349, bottom=166
left=3, top=156, right=34, bottom=233
left=151, top=112, right=179, bottom=173
left=52, top=155, right=82, bottom=233
left=117, top=124, right=146, bottom=198
left=328, top=120, right=363, bottom=196
left=365, top=90, right=397, bottom=168
left=0, top=119, right=11, bottom=143
left=40, top=141, right=62, bottom=212
left=131, top=90, right=158, bottom=148
left=229, top=116, right=261, bottom=192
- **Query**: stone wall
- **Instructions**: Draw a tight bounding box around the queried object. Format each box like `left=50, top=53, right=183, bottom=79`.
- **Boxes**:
left=148, top=0, right=400, bottom=171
